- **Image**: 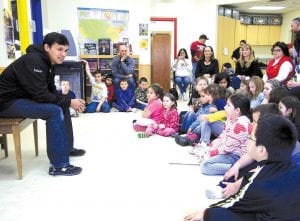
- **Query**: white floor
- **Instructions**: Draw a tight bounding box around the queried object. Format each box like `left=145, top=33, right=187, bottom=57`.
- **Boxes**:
left=0, top=101, right=221, bottom=221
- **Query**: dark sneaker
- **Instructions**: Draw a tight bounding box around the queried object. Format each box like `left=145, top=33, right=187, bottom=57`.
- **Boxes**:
left=175, top=135, right=191, bottom=146
left=70, top=148, right=86, bottom=157
left=49, top=165, right=82, bottom=176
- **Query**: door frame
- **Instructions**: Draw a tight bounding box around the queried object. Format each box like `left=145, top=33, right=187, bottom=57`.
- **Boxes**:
left=150, top=17, right=177, bottom=59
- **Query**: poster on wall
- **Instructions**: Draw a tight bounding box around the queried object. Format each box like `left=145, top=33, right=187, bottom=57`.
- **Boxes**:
left=3, top=9, right=15, bottom=59
left=77, top=8, right=129, bottom=55
left=139, top=39, right=148, bottom=50
left=139, top=24, right=148, bottom=36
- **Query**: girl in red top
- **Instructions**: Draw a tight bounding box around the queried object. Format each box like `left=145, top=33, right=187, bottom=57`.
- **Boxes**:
left=138, top=93, right=179, bottom=138
left=264, top=41, right=295, bottom=85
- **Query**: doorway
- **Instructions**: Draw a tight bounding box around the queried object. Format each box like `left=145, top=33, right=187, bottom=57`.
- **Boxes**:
left=151, top=33, right=171, bottom=92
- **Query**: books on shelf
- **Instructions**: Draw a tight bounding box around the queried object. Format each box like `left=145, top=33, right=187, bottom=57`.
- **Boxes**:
left=98, top=38, right=111, bottom=55
left=99, top=59, right=112, bottom=69
left=84, top=43, right=97, bottom=55
left=87, top=59, right=98, bottom=70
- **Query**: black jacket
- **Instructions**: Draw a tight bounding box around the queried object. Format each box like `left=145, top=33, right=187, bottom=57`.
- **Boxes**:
left=210, top=161, right=300, bottom=221
left=0, top=44, right=71, bottom=111
left=235, top=59, right=263, bottom=78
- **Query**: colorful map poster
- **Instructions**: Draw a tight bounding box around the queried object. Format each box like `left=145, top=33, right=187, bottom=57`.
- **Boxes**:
left=78, top=8, right=129, bottom=55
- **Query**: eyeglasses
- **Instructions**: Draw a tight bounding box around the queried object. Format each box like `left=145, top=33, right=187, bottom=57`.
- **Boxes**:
left=248, top=135, right=256, bottom=142
left=271, top=49, right=282, bottom=52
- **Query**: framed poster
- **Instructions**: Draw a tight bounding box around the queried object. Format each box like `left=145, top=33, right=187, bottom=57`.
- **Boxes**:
left=240, top=15, right=252, bottom=25
left=224, top=8, right=232, bottom=18
left=218, top=7, right=224, bottom=16
left=98, top=38, right=111, bottom=55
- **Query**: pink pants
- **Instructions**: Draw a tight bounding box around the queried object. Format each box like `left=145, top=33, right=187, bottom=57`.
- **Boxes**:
left=146, top=125, right=176, bottom=137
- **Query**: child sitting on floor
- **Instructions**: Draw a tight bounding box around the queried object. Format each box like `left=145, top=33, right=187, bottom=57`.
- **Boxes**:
left=248, top=76, right=264, bottom=109
left=83, top=60, right=110, bottom=113
left=133, top=83, right=164, bottom=132
left=112, top=78, right=136, bottom=112
left=137, top=93, right=179, bottom=138
left=105, top=74, right=115, bottom=107
left=135, top=77, right=148, bottom=110
left=184, top=114, right=300, bottom=221
left=180, top=77, right=209, bottom=133
left=199, top=93, right=251, bottom=176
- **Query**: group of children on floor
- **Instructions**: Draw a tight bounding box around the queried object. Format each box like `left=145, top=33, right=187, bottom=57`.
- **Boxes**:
left=61, top=60, right=150, bottom=114
left=60, top=60, right=300, bottom=219
left=63, top=60, right=300, bottom=176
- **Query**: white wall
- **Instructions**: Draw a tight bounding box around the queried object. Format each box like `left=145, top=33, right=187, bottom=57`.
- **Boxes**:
left=150, top=0, right=218, bottom=59
left=0, top=0, right=249, bottom=67
left=41, top=0, right=220, bottom=65
left=42, top=0, right=151, bottom=63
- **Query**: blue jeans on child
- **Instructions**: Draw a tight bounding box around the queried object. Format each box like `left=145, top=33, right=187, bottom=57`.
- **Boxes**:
left=0, top=98, right=72, bottom=168
left=180, top=111, right=196, bottom=132
left=175, top=76, right=191, bottom=95
left=86, top=101, right=110, bottom=113
left=201, top=153, right=240, bottom=175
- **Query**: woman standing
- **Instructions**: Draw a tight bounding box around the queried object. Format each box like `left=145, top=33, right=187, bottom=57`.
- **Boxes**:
left=264, top=41, right=295, bottom=85
left=171, top=48, right=192, bottom=100
left=195, top=46, right=219, bottom=80
left=235, top=43, right=262, bottom=79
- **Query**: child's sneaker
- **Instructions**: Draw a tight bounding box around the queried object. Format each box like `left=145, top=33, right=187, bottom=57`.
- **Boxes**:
left=49, top=165, right=82, bottom=176
left=188, top=146, right=201, bottom=155
left=137, top=132, right=150, bottom=138
left=205, top=185, right=223, bottom=199
left=175, top=135, right=191, bottom=146
left=200, top=141, right=208, bottom=148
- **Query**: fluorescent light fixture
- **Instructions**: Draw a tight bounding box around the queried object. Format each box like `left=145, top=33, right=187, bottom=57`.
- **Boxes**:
left=249, top=6, right=285, bottom=10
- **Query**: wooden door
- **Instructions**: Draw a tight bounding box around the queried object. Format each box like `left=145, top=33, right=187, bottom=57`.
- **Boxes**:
left=151, top=33, right=171, bottom=92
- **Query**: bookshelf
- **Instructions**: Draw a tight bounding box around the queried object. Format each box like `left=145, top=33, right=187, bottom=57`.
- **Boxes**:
left=80, top=55, right=139, bottom=101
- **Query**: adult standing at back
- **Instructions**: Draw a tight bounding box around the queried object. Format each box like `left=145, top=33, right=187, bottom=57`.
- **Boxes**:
left=0, top=32, right=86, bottom=176
left=190, top=34, right=208, bottom=81
left=111, top=44, right=136, bottom=89
left=235, top=43, right=262, bottom=80
left=231, top=40, right=246, bottom=63
left=291, top=17, right=300, bottom=66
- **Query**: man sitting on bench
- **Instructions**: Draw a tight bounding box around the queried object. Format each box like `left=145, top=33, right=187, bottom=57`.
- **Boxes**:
left=0, top=32, right=86, bottom=176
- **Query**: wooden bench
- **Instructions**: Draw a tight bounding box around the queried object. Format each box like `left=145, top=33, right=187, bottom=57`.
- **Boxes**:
left=0, top=118, right=38, bottom=179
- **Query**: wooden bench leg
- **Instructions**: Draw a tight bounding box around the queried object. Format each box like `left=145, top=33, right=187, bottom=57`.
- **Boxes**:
left=12, top=126, right=22, bottom=179
left=33, top=120, right=38, bottom=156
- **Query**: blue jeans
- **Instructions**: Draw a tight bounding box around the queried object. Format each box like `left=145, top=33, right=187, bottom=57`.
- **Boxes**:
left=201, top=153, right=240, bottom=175
left=292, top=141, right=300, bottom=166
left=86, top=101, right=110, bottom=113
left=0, top=99, right=71, bottom=168
left=192, top=62, right=197, bottom=81
left=180, top=111, right=197, bottom=133
left=193, top=121, right=224, bottom=144
left=135, top=102, right=146, bottom=110
left=175, top=76, right=191, bottom=94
